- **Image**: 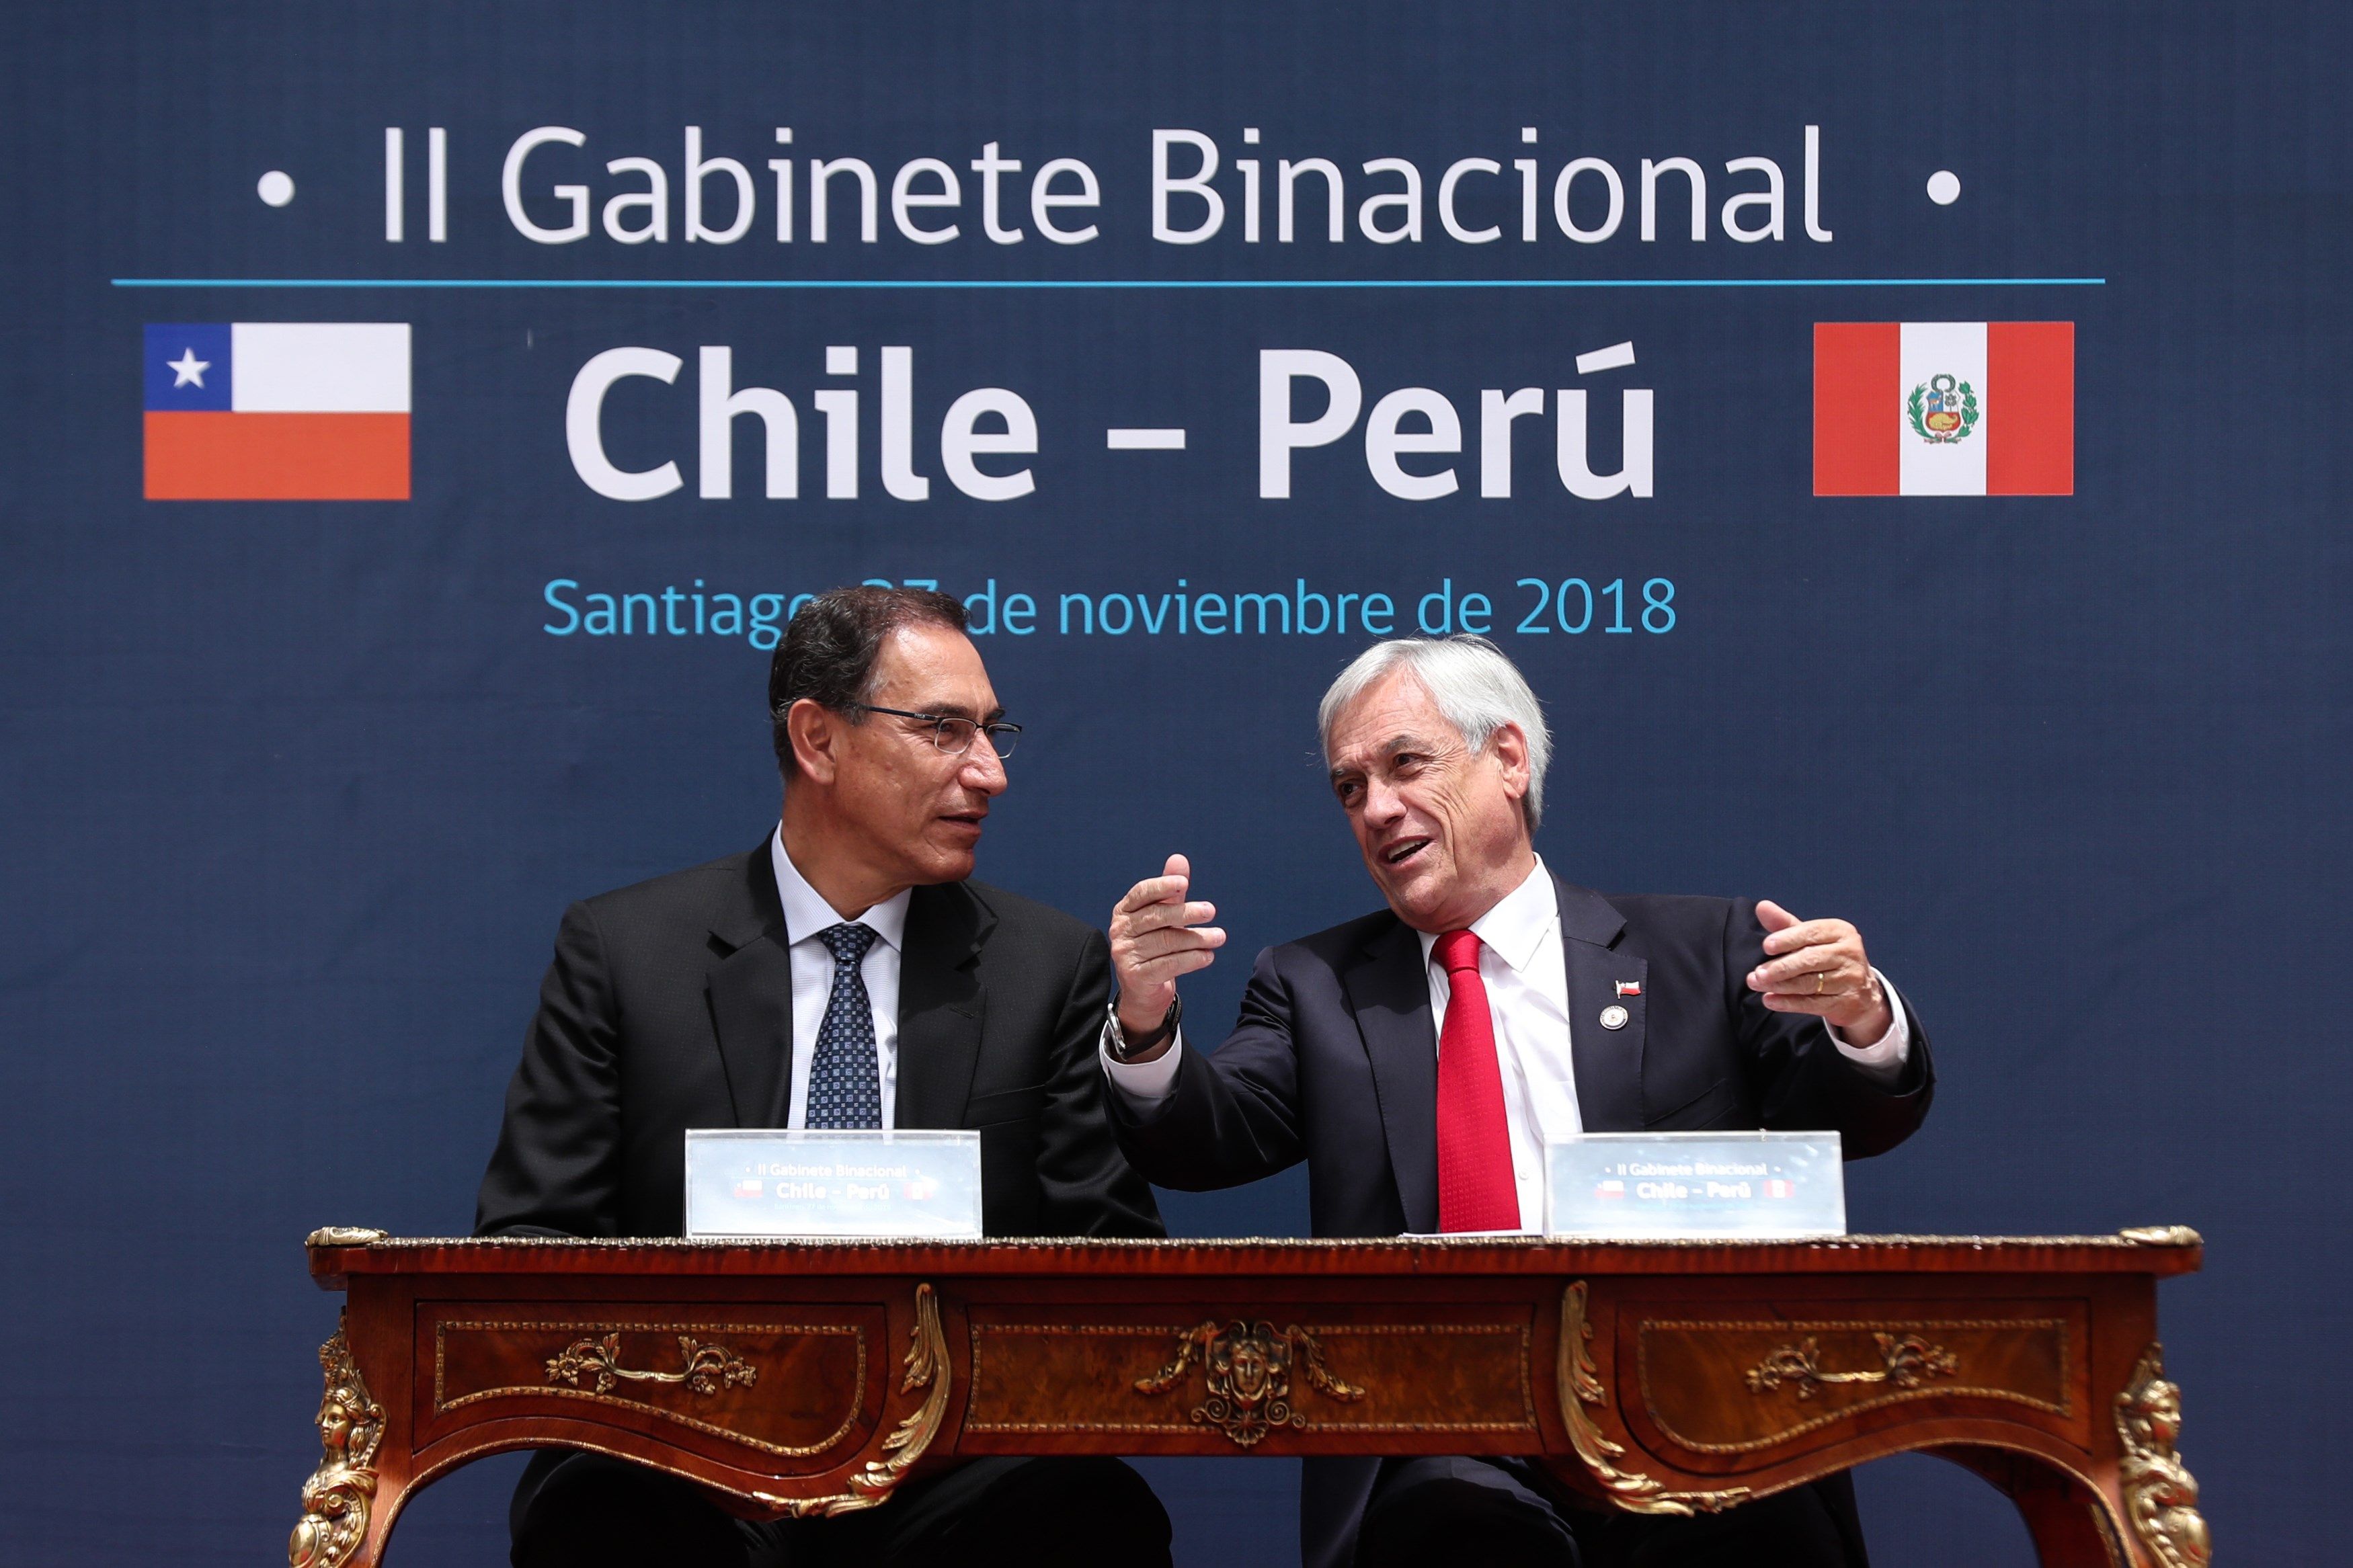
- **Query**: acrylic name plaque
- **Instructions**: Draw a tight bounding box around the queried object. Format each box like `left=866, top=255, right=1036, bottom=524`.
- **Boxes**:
left=1542, top=1130, right=1845, bottom=1240
left=684, top=1129, right=984, bottom=1240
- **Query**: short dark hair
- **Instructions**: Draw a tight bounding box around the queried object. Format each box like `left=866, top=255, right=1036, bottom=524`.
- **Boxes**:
left=768, top=585, right=969, bottom=777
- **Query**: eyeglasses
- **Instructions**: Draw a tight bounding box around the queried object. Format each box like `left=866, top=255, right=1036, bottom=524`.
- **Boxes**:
left=845, top=703, right=1021, bottom=759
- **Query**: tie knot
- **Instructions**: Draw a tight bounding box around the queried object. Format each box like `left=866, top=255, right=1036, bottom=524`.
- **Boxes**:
left=1433, top=929, right=1482, bottom=975
left=817, top=922, right=878, bottom=967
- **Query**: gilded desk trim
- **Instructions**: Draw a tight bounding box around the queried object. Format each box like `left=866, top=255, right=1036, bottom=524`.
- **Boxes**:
left=430, top=1319, right=869, bottom=1458
left=2115, top=1344, right=2212, bottom=1568
left=759, top=1282, right=951, bottom=1518
left=288, top=1316, right=385, bottom=1568
left=1634, top=1315, right=2073, bottom=1454
left=960, top=1319, right=1538, bottom=1440
left=1558, top=1282, right=1753, bottom=1516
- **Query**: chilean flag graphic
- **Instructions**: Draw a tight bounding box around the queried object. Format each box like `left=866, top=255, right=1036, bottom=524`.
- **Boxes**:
left=144, top=323, right=410, bottom=499
left=1814, top=321, right=2073, bottom=496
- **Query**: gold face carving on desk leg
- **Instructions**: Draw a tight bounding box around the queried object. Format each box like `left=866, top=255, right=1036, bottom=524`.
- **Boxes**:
left=1556, top=1282, right=1750, bottom=1517
left=1133, top=1320, right=1365, bottom=1448
left=2115, top=1345, right=2212, bottom=1568
left=289, top=1315, right=385, bottom=1568
left=772, top=1284, right=951, bottom=1518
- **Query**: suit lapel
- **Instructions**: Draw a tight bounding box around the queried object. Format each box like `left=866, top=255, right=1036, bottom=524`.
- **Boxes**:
left=706, top=840, right=795, bottom=1128
left=892, top=882, right=992, bottom=1130
left=1552, top=873, right=1648, bottom=1132
left=1343, top=919, right=1441, bottom=1234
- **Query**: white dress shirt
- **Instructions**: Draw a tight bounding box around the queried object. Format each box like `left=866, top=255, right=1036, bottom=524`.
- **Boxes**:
left=1103, top=856, right=1911, bottom=1232
left=770, top=825, right=910, bottom=1129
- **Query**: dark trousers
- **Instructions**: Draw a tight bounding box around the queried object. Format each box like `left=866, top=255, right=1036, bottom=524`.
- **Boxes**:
left=1355, top=1457, right=1866, bottom=1568
left=510, top=1448, right=1173, bottom=1568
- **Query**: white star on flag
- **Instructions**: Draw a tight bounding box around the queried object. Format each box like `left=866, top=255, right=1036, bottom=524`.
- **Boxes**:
left=167, top=348, right=209, bottom=388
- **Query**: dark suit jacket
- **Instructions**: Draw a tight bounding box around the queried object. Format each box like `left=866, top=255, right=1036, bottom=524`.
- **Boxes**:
left=1109, top=873, right=1933, bottom=1568
left=477, top=840, right=1163, bottom=1239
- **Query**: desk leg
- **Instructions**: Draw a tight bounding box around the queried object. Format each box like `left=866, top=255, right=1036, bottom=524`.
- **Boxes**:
left=1931, top=1444, right=2131, bottom=1568
left=288, top=1314, right=402, bottom=1568
left=1938, top=1342, right=2213, bottom=1568
left=2106, top=1344, right=2214, bottom=1568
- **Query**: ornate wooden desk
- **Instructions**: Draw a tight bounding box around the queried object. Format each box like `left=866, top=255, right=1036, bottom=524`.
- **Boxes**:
left=290, top=1228, right=2208, bottom=1568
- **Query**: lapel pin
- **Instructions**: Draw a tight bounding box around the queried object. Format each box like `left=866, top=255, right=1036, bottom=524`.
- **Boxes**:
left=1616, top=981, right=1642, bottom=997
left=1599, top=1004, right=1630, bottom=1030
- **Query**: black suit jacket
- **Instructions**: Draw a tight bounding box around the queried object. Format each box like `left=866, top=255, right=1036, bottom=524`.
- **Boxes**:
left=477, top=841, right=1162, bottom=1239
left=1109, top=873, right=1932, bottom=1568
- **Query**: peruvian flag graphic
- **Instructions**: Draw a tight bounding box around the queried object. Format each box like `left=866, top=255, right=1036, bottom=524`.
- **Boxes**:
left=1814, top=321, right=2073, bottom=495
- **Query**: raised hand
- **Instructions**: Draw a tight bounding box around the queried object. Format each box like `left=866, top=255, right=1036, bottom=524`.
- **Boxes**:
left=1109, top=853, right=1227, bottom=1038
left=1745, top=900, right=1895, bottom=1042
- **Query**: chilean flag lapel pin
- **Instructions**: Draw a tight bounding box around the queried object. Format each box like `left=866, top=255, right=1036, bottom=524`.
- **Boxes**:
left=1616, top=981, right=1642, bottom=997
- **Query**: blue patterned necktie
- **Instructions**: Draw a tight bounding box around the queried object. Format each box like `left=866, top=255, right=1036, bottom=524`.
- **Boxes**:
left=805, top=923, right=882, bottom=1129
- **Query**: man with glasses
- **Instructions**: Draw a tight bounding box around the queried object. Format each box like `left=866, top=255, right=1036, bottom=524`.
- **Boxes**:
left=477, top=585, right=1169, bottom=1568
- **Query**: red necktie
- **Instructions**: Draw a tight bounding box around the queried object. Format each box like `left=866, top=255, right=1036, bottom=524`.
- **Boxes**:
left=1433, top=930, right=1520, bottom=1232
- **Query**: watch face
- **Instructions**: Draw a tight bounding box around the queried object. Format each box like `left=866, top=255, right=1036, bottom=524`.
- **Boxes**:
left=1107, top=997, right=1176, bottom=1061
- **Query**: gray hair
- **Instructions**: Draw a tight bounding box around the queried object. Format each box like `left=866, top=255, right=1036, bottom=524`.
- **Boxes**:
left=1316, top=636, right=1553, bottom=830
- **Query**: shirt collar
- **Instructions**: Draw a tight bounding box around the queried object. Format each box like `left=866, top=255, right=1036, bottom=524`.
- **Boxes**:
left=1416, top=855, right=1558, bottom=975
left=770, top=823, right=910, bottom=952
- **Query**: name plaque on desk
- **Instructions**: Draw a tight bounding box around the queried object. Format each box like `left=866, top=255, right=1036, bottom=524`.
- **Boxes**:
left=1544, top=1130, right=1845, bottom=1239
left=684, top=1129, right=984, bottom=1239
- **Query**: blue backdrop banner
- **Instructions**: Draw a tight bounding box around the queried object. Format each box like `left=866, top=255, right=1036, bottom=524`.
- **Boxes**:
left=2, top=3, right=2344, bottom=1563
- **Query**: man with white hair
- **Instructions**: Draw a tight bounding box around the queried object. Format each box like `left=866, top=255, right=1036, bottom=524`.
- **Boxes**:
left=1099, top=635, right=1932, bottom=1568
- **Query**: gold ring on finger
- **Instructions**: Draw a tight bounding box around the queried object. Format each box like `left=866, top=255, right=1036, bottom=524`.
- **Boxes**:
left=1815, top=970, right=1828, bottom=995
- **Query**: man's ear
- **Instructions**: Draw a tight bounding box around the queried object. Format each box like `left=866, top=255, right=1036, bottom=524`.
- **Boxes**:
left=1489, top=722, right=1531, bottom=801
left=787, top=699, right=842, bottom=787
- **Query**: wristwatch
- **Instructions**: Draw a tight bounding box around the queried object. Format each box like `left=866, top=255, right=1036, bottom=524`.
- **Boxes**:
left=1105, top=995, right=1182, bottom=1061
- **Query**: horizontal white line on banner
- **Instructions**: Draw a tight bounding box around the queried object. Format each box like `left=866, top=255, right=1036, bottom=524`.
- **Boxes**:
left=1106, top=428, right=1185, bottom=450
left=110, top=276, right=2110, bottom=290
